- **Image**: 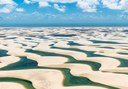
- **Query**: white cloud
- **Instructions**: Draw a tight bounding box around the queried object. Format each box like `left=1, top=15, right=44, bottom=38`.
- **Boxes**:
left=24, top=0, right=99, bottom=12
left=0, top=0, right=16, bottom=5
left=77, top=0, right=99, bottom=12
left=24, top=0, right=31, bottom=4
left=54, top=4, right=66, bottom=12
left=102, top=0, right=122, bottom=10
left=120, top=0, right=128, bottom=10
left=46, top=0, right=76, bottom=3
left=0, top=6, right=12, bottom=13
left=0, top=0, right=17, bottom=13
left=38, top=1, right=50, bottom=7
left=31, top=0, right=76, bottom=3
left=1, top=0, right=128, bottom=13
left=16, top=8, right=24, bottom=12
left=0, top=5, right=16, bottom=14
left=101, top=0, right=128, bottom=11
left=25, top=0, right=50, bottom=7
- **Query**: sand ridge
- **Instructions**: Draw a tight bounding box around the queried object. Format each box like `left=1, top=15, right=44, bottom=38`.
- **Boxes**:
left=0, top=27, right=128, bottom=89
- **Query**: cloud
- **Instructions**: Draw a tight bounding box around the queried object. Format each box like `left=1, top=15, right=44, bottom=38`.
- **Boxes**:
left=0, top=0, right=17, bottom=13
left=24, top=0, right=31, bottom=4
left=0, top=0, right=16, bottom=5
left=24, top=0, right=50, bottom=7
left=102, top=0, right=128, bottom=10
left=38, top=1, right=50, bottom=7
left=16, top=8, right=24, bottom=12
left=46, top=0, right=76, bottom=3
left=1, top=0, right=128, bottom=14
left=102, top=0, right=122, bottom=10
left=0, top=5, right=16, bottom=13
left=0, top=6, right=12, bottom=13
left=30, top=0, right=76, bottom=3
left=120, top=0, right=128, bottom=10
left=53, top=4, right=66, bottom=12
left=24, top=0, right=99, bottom=12
left=77, top=0, right=99, bottom=12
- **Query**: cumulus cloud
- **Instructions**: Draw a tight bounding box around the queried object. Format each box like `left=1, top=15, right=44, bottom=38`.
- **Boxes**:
left=24, top=0, right=99, bottom=12
left=0, top=0, right=17, bottom=13
left=119, top=0, right=128, bottom=10
left=0, top=6, right=12, bottom=13
left=23, top=0, right=128, bottom=12
left=0, top=0, right=16, bottom=5
left=16, top=8, right=24, bottom=12
left=102, top=0, right=128, bottom=10
left=54, top=4, right=66, bottom=12
left=38, top=1, right=50, bottom=7
left=24, top=0, right=31, bottom=4
left=102, top=0, right=122, bottom=9
left=77, top=0, right=99, bottom=12
left=46, top=0, right=76, bottom=3
left=28, top=0, right=76, bottom=3
left=24, top=0, right=50, bottom=7
left=1, top=0, right=128, bottom=13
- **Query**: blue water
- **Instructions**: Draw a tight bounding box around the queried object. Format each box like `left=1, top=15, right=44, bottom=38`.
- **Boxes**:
left=1, top=23, right=128, bottom=27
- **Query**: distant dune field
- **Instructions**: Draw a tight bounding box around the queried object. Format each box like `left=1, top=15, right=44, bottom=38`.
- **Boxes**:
left=0, top=27, right=128, bottom=89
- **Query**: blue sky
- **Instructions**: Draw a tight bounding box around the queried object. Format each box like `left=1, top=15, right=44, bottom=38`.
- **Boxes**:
left=0, top=0, right=128, bottom=27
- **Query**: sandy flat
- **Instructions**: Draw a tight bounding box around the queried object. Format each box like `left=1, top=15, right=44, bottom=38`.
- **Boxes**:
left=0, top=56, right=20, bottom=68
left=81, top=71, right=128, bottom=89
left=86, top=57, right=120, bottom=70
left=0, top=27, right=128, bottom=89
left=0, top=69, right=107, bottom=89
left=33, top=42, right=87, bottom=60
left=0, top=82, right=26, bottom=89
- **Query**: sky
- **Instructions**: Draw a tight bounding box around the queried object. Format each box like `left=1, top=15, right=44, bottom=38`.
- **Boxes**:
left=0, top=0, right=128, bottom=27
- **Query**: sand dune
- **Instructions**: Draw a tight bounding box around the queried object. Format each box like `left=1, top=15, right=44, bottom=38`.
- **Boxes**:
left=33, top=42, right=87, bottom=60
left=0, top=56, right=20, bottom=68
left=86, top=57, right=120, bottom=70
left=0, top=27, right=128, bottom=89
left=0, top=82, right=26, bottom=89
left=0, top=69, right=107, bottom=89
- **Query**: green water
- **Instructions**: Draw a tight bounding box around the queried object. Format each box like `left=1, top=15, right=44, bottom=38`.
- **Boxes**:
left=0, top=77, right=35, bottom=89
left=0, top=57, right=37, bottom=89
left=68, top=41, right=83, bottom=46
left=26, top=49, right=101, bottom=71
left=5, top=37, right=17, bottom=39
left=0, top=49, right=9, bottom=57
left=118, top=52, right=128, bottom=55
left=25, top=49, right=117, bottom=89
left=0, top=48, right=121, bottom=89
left=89, top=40, right=122, bottom=44
left=51, top=34, right=76, bottom=37
left=98, top=47, right=115, bottom=49
left=51, top=47, right=128, bottom=67
left=0, top=67, right=118, bottom=89
left=38, top=67, right=118, bottom=89
left=51, top=46, right=104, bottom=57
left=39, top=36, right=49, bottom=40
left=0, top=57, right=38, bottom=70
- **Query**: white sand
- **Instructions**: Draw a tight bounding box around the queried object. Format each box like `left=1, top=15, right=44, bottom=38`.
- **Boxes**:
left=0, top=69, right=106, bottom=89
left=95, top=51, right=128, bottom=59
left=0, top=82, right=26, bottom=89
left=101, top=68, right=128, bottom=73
left=86, top=57, right=120, bottom=70
left=1, top=27, right=128, bottom=89
left=81, top=71, right=128, bottom=89
left=26, top=53, right=69, bottom=66
left=47, top=63, right=93, bottom=75
left=0, top=56, right=20, bottom=68
left=33, top=42, right=87, bottom=60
